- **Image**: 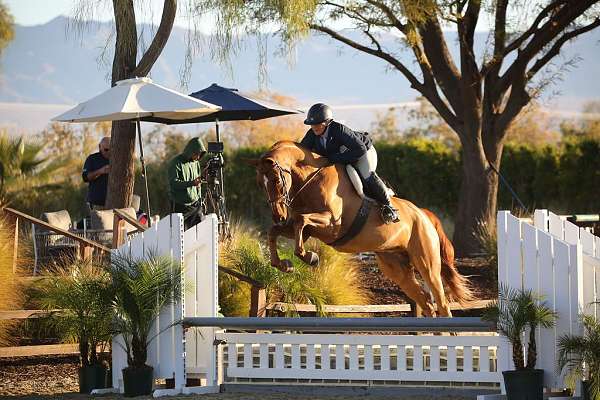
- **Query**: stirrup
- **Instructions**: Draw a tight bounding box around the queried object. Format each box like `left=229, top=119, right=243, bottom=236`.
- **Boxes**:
left=380, top=205, right=400, bottom=224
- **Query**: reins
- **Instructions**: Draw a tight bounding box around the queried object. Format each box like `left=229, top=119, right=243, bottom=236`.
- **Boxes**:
left=267, top=161, right=324, bottom=208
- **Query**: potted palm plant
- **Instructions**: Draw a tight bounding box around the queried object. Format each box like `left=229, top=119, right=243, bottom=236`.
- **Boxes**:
left=36, top=259, right=113, bottom=393
left=557, top=312, right=600, bottom=400
left=483, top=284, right=557, bottom=400
left=110, top=253, right=182, bottom=397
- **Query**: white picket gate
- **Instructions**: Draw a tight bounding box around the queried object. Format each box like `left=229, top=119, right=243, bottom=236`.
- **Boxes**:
left=497, top=209, right=600, bottom=390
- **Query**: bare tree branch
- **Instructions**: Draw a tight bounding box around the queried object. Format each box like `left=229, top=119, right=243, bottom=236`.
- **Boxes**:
left=458, top=0, right=481, bottom=84
left=310, top=23, right=421, bottom=88
left=363, top=29, right=382, bottom=52
left=501, top=0, right=567, bottom=56
left=496, top=0, right=597, bottom=95
left=364, top=0, right=406, bottom=32
left=527, top=18, right=600, bottom=78
left=482, top=0, right=566, bottom=75
left=131, top=0, right=177, bottom=77
left=322, top=1, right=396, bottom=28
left=418, top=17, right=463, bottom=115
left=310, top=23, right=460, bottom=130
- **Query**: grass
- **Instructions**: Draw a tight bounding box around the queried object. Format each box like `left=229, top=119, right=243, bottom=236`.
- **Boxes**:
left=219, top=221, right=370, bottom=316
left=0, top=213, right=24, bottom=346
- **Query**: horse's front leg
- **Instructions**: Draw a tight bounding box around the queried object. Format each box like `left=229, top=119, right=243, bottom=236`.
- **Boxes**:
left=293, top=212, right=333, bottom=267
left=268, top=222, right=295, bottom=273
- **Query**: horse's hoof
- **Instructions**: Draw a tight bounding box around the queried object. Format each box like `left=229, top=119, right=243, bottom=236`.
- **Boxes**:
left=304, top=251, right=320, bottom=267
left=274, top=259, right=294, bottom=273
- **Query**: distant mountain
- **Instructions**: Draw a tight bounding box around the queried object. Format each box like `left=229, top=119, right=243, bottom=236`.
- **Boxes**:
left=1, top=16, right=600, bottom=133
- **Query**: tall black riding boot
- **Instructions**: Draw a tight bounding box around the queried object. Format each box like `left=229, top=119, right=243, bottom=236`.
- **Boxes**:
left=364, top=173, right=400, bottom=224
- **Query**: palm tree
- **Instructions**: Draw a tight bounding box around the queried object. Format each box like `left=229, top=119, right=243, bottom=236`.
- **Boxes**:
left=110, top=253, right=182, bottom=369
left=0, top=132, right=69, bottom=206
left=35, top=258, right=113, bottom=367
left=35, top=258, right=113, bottom=393
left=557, top=313, right=600, bottom=400
left=483, top=284, right=557, bottom=370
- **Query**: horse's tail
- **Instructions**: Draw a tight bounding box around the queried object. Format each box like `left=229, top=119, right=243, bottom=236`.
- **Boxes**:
left=421, top=208, right=474, bottom=306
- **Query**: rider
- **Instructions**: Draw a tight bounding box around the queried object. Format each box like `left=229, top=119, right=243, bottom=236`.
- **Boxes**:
left=299, top=103, right=400, bottom=224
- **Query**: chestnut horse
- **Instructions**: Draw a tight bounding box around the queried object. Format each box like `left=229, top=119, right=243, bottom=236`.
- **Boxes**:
left=248, top=141, right=472, bottom=317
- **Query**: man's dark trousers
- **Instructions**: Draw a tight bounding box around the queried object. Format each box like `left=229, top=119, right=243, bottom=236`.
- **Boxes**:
left=171, top=201, right=203, bottom=230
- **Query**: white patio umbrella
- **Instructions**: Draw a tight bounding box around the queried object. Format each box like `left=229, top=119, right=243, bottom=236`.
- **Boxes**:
left=53, top=77, right=221, bottom=224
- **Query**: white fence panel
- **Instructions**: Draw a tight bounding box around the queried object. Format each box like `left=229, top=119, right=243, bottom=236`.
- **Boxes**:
left=111, top=214, right=219, bottom=394
left=499, top=209, right=600, bottom=391
left=111, top=215, right=184, bottom=389
left=182, top=215, right=219, bottom=384
left=536, top=230, right=554, bottom=384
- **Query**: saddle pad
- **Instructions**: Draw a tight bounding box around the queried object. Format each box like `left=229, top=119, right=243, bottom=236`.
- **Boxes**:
left=346, top=165, right=365, bottom=197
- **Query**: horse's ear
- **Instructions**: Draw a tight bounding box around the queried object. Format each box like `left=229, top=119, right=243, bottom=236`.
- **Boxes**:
left=242, top=158, right=260, bottom=167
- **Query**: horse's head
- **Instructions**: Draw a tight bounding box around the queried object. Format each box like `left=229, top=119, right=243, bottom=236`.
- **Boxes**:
left=246, top=155, right=293, bottom=225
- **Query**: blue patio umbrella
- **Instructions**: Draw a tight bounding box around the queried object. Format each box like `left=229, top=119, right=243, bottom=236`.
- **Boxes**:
left=143, top=83, right=302, bottom=140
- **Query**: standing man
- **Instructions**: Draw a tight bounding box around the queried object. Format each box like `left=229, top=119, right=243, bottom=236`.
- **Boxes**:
left=82, top=137, right=110, bottom=210
left=167, top=137, right=206, bottom=229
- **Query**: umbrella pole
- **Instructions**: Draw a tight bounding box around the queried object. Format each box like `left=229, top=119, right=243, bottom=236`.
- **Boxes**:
left=215, top=118, right=220, bottom=142
left=136, top=119, right=152, bottom=227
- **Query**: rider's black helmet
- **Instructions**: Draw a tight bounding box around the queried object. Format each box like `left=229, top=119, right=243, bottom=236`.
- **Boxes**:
left=304, top=103, right=333, bottom=125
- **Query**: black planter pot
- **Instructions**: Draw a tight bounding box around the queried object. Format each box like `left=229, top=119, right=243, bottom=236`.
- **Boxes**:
left=78, top=364, right=109, bottom=394
left=122, top=365, right=154, bottom=397
left=503, top=369, right=544, bottom=400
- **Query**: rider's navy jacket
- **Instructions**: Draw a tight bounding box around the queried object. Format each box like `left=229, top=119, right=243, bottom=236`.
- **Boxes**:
left=299, top=121, right=372, bottom=164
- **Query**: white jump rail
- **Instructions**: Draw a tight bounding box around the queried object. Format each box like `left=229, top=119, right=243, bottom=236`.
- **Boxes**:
left=219, top=332, right=499, bottom=384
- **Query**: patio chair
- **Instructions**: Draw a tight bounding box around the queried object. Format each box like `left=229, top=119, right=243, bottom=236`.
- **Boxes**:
left=32, top=210, right=80, bottom=273
left=89, top=207, right=138, bottom=247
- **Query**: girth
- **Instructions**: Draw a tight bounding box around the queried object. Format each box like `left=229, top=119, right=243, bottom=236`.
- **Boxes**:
left=327, top=197, right=373, bottom=247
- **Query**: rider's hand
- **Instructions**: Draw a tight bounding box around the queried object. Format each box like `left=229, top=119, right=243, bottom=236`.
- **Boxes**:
left=315, top=157, right=332, bottom=168
left=192, top=177, right=202, bottom=186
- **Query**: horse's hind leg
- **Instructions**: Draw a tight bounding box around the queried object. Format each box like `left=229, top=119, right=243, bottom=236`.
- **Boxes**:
left=374, top=252, right=436, bottom=317
left=408, top=232, right=452, bottom=317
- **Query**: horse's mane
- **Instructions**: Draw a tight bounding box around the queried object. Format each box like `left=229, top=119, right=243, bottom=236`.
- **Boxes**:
left=265, top=141, right=325, bottom=168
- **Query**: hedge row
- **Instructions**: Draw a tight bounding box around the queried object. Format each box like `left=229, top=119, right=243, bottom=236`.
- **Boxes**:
left=222, top=138, right=599, bottom=225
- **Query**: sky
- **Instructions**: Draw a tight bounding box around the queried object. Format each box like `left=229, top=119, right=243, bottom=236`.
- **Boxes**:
left=4, top=0, right=203, bottom=28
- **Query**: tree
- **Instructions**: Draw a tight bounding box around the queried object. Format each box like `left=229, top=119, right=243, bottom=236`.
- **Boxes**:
left=199, top=0, right=600, bottom=255
left=0, top=2, right=14, bottom=57
left=74, top=0, right=178, bottom=210
left=0, top=132, right=69, bottom=206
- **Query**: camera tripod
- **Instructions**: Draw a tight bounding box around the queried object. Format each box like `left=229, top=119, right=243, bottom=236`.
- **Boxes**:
left=201, top=148, right=231, bottom=239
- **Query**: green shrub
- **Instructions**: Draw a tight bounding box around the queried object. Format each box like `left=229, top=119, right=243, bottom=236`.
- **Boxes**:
left=219, top=222, right=370, bottom=316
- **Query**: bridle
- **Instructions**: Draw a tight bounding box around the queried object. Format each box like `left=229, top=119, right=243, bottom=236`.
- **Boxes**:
left=265, top=160, right=324, bottom=212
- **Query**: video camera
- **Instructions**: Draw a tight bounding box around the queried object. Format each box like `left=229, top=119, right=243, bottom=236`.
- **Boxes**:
left=204, top=141, right=225, bottom=184
left=207, top=141, right=224, bottom=154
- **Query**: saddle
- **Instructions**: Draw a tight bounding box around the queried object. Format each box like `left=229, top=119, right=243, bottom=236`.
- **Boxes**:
left=345, top=165, right=395, bottom=199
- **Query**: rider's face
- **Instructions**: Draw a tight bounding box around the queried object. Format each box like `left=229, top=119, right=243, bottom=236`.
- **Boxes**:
left=311, top=122, right=328, bottom=136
